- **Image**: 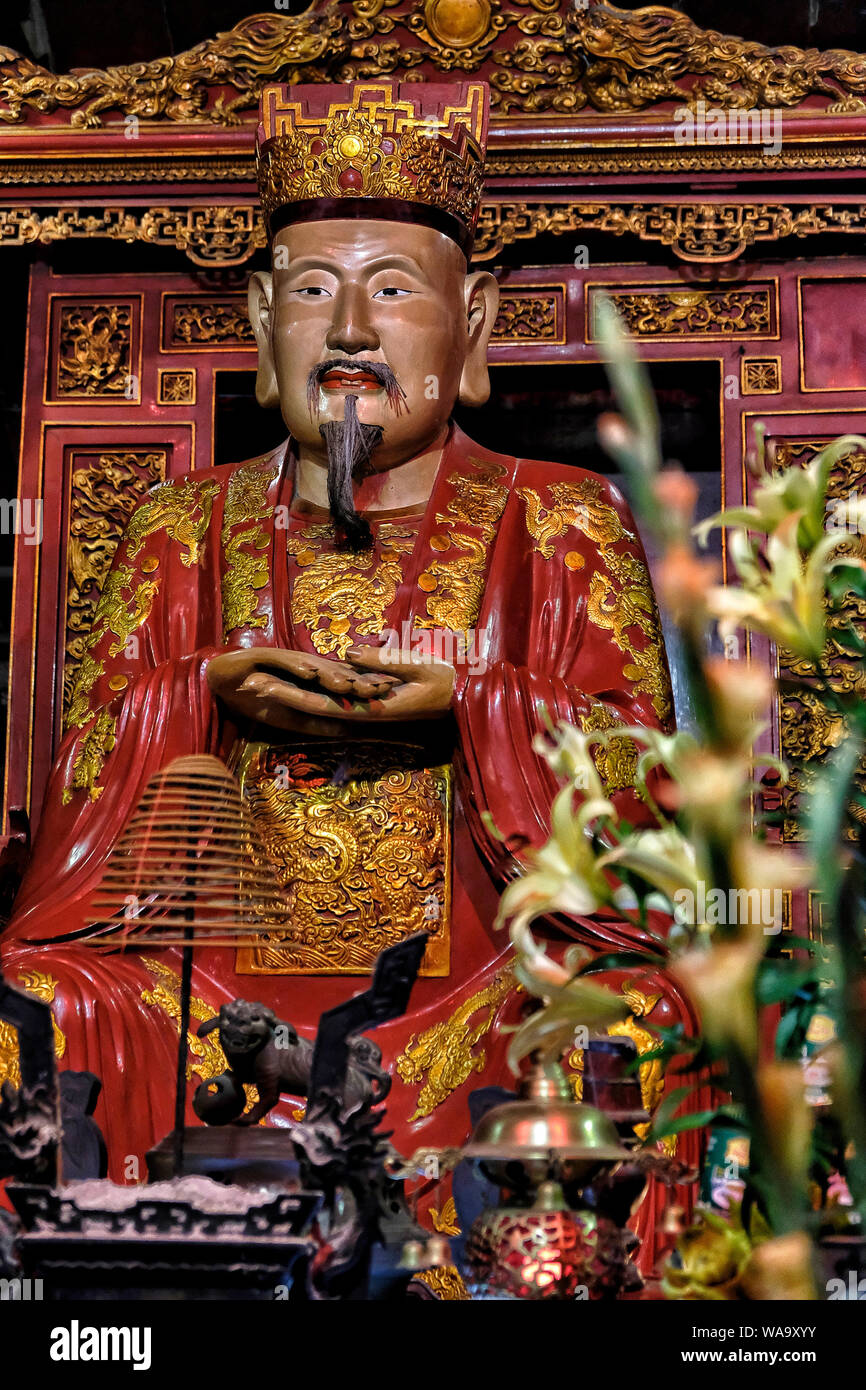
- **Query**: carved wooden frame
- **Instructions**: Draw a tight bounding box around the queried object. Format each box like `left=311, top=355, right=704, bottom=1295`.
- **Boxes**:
left=0, top=0, right=864, bottom=267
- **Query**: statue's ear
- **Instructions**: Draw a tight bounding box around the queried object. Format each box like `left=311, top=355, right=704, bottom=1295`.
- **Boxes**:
left=248, top=270, right=279, bottom=409
left=457, top=270, right=499, bottom=408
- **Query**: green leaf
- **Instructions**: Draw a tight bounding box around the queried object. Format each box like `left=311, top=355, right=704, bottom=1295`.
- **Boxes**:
left=651, top=1106, right=737, bottom=1141
left=755, top=961, right=818, bottom=1006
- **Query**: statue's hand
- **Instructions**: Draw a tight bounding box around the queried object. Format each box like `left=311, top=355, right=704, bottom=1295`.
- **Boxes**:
left=342, top=645, right=455, bottom=720
left=206, top=647, right=400, bottom=735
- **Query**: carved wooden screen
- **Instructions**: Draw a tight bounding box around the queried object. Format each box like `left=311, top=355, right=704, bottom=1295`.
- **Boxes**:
left=6, top=264, right=260, bottom=835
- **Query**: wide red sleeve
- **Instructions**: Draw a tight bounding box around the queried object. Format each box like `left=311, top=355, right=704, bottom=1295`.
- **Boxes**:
left=454, top=461, right=673, bottom=882
left=6, top=472, right=231, bottom=943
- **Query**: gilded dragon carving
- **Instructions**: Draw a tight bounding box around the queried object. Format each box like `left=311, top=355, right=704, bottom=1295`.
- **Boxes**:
left=396, top=967, right=517, bottom=1118
left=2, top=2, right=866, bottom=128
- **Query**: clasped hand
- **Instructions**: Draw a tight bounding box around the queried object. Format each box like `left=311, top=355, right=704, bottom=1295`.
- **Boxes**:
left=206, top=645, right=455, bottom=737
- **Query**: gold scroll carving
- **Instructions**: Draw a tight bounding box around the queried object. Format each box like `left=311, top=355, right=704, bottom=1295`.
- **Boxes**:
left=168, top=300, right=255, bottom=347
left=65, top=451, right=167, bottom=717
left=590, top=287, right=773, bottom=338
left=473, top=204, right=866, bottom=266
left=772, top=440, right=866, bottom=842
left=2, top=203, right=865, bottom=268
left=396, top=966, right=516, bottom=1117
left=55, top=303, right=133, bottom=398
left=233, top=742, right=451, bottom=977
left=2, top=2, right=866, bottom=127
left=490, top=292, right=560, bottom=342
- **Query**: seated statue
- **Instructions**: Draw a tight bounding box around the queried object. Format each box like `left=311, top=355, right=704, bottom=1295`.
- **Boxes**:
left=1, top=80, right=692, bottom=1257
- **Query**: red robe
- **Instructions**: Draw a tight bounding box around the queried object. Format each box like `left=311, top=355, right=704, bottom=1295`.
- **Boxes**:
left=1, top=423, right=697, bottom=1267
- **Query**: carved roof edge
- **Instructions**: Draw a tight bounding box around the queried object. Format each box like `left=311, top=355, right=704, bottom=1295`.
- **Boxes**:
left=0, top=0, right=864, bottom=134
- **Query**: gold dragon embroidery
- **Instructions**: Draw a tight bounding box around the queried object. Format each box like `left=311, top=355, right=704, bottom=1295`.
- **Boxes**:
left=220, top=456, right=280, bottom=637
left=0, top=971, right=67, bottom=1089
left=415, top=459, right=507, bottom=633
left=517, top=477, right=634, bottom=558
left=287, top=524, right=415, bottom=660
left=125, top=475, right=220, bottom=568
left=396, top=967, right=517, bottom=1119
left=61, top=707, right=117, bottom=804
left=415, top=531, right=489, bottom=634
left=589, top=547, right=672, bottom=725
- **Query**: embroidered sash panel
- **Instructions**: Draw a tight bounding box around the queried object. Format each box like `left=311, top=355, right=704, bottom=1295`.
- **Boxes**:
left=231, top=739, right=451, bottom=977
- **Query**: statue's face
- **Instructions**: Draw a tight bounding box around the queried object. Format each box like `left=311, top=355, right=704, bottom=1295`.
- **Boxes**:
left=249, top=218, right=498, bottom=470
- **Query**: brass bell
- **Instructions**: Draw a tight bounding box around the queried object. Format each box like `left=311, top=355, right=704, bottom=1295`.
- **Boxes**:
left=426, top=1234, right=452, bottom=1267
left=399, top=1239, right=428, bottom=1271
left=462, top=1055, right=629, bottom=1186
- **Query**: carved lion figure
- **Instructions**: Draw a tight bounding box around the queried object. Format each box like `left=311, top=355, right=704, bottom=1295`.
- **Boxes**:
left=192, top=998, right=379, bottom=1126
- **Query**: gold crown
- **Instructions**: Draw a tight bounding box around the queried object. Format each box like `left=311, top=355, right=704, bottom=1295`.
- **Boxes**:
left=256, top=81, right=488, bottom=252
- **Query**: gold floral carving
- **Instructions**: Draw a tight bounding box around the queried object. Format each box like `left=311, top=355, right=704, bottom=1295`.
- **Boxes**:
left=233, top=742, right=450, bottom=976
left=0, top=207, right=267, bottom=268
left=0, top=11, right=343, bottom=127
left=158, top=370, right=196, bottom=404
left=169, top=300, right=255, bottom=346
left=415, top=459, right=507, bottom=633
left=741, top=357, right=783, bottom=395
left=396, top=966, right=516, bottom=1118
left=569, top=3, right=866, bottom=116
left=288, top=523, right=415, bottom=659
left=65, top=450, right=166, bottom=716
left=517, top=477, right=633, bottom=559
left=140, top=957, right=228, bottom=1083
left=772, top=440, right=866, bottom=841
left=2, top=2, right=866, bottom=128
left=126, top=475, right=221, bottom=569
left=491, top=292, right=559, bottom=342
left=56, top=303, right=133, bottom=398
left=220, top=458, right=280, bottom=638
left=0, top=970, right=67, bottom=1091
left=412, top=1266, right=471, bottom=1300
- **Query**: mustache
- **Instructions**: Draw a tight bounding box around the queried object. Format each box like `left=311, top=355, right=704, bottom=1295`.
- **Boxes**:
left=306, top=357, right=407, bottom=418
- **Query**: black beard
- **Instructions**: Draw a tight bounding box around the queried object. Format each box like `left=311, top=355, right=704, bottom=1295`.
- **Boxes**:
left=319, top=393, right=382, bottom=552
